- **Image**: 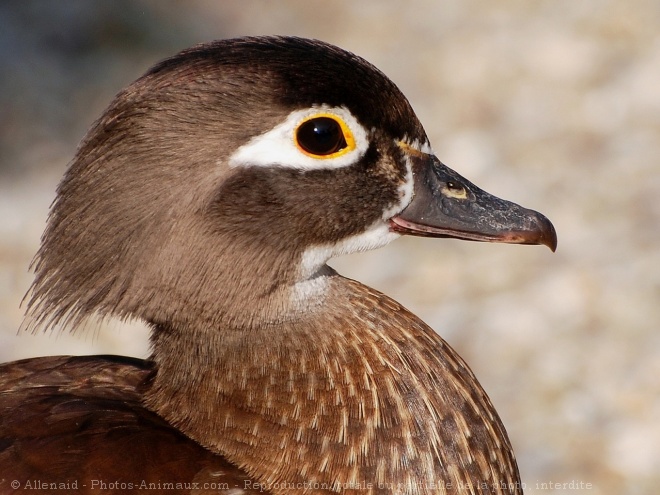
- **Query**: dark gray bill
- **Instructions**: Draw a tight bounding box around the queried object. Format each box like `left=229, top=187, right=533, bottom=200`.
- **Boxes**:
left=391, top=155, right=557, bottom=251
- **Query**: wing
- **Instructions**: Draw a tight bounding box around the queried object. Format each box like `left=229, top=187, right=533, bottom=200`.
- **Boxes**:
left=0, top=355, right=264, bottom=494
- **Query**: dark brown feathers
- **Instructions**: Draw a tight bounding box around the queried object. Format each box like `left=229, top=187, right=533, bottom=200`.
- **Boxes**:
left=0, top=356, right=259, bottom=494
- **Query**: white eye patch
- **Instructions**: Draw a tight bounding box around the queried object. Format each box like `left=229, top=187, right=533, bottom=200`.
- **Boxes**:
left=228, top=106, right=369, bottom=170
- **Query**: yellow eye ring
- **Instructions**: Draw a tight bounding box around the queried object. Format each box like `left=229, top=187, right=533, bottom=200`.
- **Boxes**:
left=294, top=113, right=356, bottom=159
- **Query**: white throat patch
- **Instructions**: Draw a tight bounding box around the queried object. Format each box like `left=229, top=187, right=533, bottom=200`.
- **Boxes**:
left=292, top=221, right=400, bottom=306
left=299, top=222, right=400, bottom=281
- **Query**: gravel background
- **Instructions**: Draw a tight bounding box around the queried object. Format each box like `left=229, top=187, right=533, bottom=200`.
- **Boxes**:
left=1, top=2, right=658, bottom=494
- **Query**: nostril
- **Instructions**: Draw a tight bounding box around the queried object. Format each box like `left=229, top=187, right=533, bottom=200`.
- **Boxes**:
left=442, top=181, right=468, bottom=199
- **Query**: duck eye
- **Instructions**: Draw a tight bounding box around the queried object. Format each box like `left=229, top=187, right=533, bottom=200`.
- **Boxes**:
left=295, top=115, right=352, bottom=158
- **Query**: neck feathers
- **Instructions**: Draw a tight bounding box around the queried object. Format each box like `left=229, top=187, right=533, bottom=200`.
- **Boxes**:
left=145, top=275, right=520, bottom=493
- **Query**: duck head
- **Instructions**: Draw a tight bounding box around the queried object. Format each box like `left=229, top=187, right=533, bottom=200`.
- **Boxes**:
left=25, top=36, right=556, bottom=333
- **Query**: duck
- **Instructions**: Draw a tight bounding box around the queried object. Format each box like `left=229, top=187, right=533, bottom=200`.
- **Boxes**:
left=0, top=37, right=556, bottom=494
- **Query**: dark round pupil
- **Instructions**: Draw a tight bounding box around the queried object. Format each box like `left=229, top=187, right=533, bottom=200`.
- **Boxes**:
left=297, top=117, right=347, bottom=156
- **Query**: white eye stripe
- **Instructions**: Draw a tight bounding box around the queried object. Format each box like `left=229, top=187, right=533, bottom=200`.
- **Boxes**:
left=228, top=106, right=369, bottom=170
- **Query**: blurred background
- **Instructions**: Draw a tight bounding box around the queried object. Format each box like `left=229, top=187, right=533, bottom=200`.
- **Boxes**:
left=1, top=1, right=658, bottom=493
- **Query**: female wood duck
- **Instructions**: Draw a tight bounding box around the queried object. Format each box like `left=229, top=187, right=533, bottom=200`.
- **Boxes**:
left=0, top=37, right=556, bottom=494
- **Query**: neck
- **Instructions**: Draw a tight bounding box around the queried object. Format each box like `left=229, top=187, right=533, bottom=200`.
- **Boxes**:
left=144, top=273, right=520, bottom=494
